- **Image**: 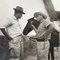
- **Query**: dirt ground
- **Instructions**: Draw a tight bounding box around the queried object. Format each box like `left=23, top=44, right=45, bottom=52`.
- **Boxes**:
left=24, top=40, right=60, bottom=60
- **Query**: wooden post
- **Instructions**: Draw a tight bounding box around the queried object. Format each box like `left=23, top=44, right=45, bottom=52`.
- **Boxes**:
left=43, top=0, right=58, bottom=21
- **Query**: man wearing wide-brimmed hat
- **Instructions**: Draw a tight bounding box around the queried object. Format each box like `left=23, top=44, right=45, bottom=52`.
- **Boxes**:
left=0, top=6, right=25, bottom=60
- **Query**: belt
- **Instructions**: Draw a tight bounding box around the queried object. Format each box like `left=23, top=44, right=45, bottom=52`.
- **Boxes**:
left=36, top=38, right=45, bottom=41
left=30, top=37, right=45, bottom=42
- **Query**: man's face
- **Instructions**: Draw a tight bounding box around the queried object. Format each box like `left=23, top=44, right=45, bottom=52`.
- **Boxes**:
left=36, top=15, right=43, bottom=21
left=16, top=13, right=23, bottom=19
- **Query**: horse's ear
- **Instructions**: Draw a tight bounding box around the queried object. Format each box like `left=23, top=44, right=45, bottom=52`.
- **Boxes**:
left=28, top=17, right=34, bottom=21
left=32, top=17, right=34, bottom=19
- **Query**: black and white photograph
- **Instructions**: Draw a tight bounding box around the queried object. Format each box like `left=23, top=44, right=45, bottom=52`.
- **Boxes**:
left=0, top=0, right=60, bottom=60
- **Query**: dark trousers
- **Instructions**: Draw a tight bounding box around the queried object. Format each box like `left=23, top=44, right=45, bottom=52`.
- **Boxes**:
left=48, top=41, right=54, bottom=60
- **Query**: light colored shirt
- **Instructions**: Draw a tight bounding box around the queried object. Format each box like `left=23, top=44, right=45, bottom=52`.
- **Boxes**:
left=36, top=19, right=52, bottom=39
left=4, top=16, right=22, bottom=38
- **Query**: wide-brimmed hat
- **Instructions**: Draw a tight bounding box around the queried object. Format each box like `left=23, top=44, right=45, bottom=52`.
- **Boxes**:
left=13, top=6, right=25, bottom=14
left=34, top=12, right=47, bottom=19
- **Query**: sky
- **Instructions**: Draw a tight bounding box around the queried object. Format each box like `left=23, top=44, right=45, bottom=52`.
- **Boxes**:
left=52, top=0, right=60, bottom=11
left=0, top=0, right=60, bottom=35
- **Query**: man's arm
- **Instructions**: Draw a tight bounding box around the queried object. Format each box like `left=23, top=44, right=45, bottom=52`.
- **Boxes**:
left=0, top=28, right=12, bottom=41
left=4, top=19, right=13, bottom=28
left=39, top=21, right=60, bottom=39
left=32, top=25, right=38, bottom=33
left=35, top=24, right=54, bottom=39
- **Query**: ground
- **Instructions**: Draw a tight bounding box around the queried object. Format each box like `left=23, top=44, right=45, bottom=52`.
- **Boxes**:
left=0, top=36, right=60, bottom=60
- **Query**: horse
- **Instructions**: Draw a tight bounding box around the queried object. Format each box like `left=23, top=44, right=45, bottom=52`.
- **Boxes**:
left=23, top=17, right=40, bottom=35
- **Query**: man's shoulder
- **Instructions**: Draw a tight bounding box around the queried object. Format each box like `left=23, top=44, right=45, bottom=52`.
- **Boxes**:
left=8, top=16, right=17, bottom=23
left=43, top=19, right=52, bottom=28
left=3, top=17, right=14, bottom=28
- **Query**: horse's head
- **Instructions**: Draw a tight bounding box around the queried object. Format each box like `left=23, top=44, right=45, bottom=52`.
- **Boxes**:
left=23, top=17, right=40, bottom=35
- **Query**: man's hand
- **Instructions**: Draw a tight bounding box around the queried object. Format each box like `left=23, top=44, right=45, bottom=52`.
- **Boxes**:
left=7, top=37, right=13, bottom=41
left=1, top=28, right=13, bottom=41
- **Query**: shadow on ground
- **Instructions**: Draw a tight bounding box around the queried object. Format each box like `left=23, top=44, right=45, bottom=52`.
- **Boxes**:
left=0, top=35, right=10, bottom=60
